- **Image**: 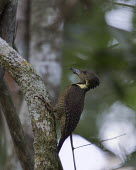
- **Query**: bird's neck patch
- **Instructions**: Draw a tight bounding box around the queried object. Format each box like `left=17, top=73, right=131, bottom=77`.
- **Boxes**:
left=76, top=80, right=89, bottom=89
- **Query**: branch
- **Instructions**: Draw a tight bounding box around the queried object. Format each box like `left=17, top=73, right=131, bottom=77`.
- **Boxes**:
left=0, top=38, right=61, bottom=170
left=113, top=2, right=135, bottom=9
left=74, top=134, right=126, bottom=150
left=70, top=134, right=77, bottom=170
left=0, top=79, right=33, bottom=170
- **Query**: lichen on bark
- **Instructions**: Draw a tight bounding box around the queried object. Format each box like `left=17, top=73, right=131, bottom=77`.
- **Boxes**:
left=0, top=37, right=61, bottom=170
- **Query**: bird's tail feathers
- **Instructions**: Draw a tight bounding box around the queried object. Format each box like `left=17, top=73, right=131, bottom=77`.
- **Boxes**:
left=57, top=138, right=65, bottom=153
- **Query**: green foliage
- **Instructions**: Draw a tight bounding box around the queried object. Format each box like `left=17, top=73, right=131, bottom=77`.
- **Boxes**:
left=61, top=0, right=136, bottom=167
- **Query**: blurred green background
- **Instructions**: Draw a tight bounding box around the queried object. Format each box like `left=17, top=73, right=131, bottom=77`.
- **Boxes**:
left=60, top=0, right=136, bottom=168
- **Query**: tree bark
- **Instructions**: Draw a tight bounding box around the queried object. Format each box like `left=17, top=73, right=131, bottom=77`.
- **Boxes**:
left=15, top=0, right=30, bottom=60
left=0, top=37, right=61, bottom=170
left=19, top=0, right=64, bottom=155
left=30, top=0, right=63, bottom=105
left=0, top=0, right=8, bottom=16
left=0, top=80, right=33, bottom=170
left=0, top=0, right=18, bottom=46
left=0, top=0, right=30, bottom=169
left=0, top=0, right=17, bottom=80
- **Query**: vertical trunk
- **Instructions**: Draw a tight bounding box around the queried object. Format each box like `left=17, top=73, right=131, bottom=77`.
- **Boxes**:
left=30, top=0, right=63, bottom=105
left=29, top=1, right=63, bottom=169
left=15, top=0, right=30, bottom=60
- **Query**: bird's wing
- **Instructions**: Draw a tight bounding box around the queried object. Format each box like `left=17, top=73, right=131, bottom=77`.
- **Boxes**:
left=62, top=84, right=85, bottom=139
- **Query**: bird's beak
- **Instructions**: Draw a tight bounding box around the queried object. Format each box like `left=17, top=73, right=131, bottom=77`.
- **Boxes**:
left=69, top=67, right=81, bottom=75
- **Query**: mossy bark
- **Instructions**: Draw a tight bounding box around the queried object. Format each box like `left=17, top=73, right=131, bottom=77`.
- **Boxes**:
left=0, top=80, right=33, bottom=170
left=0, top=38, right=61, bottom=170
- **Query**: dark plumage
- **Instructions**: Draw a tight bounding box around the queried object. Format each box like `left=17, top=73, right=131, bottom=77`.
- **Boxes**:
left=55, top=68, right=100, bottom=153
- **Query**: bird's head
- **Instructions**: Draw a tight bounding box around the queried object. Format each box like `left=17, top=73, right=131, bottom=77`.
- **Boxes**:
left=69, top=67, right=100, bottom=91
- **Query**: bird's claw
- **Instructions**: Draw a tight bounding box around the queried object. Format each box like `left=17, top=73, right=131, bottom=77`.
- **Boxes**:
left=34, top=95, right=53, bottom=112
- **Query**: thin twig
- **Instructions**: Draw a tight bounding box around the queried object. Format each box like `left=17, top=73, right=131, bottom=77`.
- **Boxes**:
left=101, top=133, right=126, bottom=143
left=74, top=133, right=126, bottom=150
left=70, top=134, right=77, bottom=170
left=113, top=2, right=135, bottom=9
left=108, top=43, right=119, bottom=49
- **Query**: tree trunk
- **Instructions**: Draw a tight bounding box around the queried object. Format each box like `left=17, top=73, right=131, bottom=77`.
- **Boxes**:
left=30, top=0, right=63, bottom=105
left=0, top=37, right=62, bottom=169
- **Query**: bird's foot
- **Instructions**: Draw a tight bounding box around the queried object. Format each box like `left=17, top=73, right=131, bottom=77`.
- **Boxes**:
left=34, top=95, right=53, bottom=112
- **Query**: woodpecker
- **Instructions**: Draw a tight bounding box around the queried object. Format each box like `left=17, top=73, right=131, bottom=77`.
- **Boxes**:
left=55, top=68, right=100, bottom=153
